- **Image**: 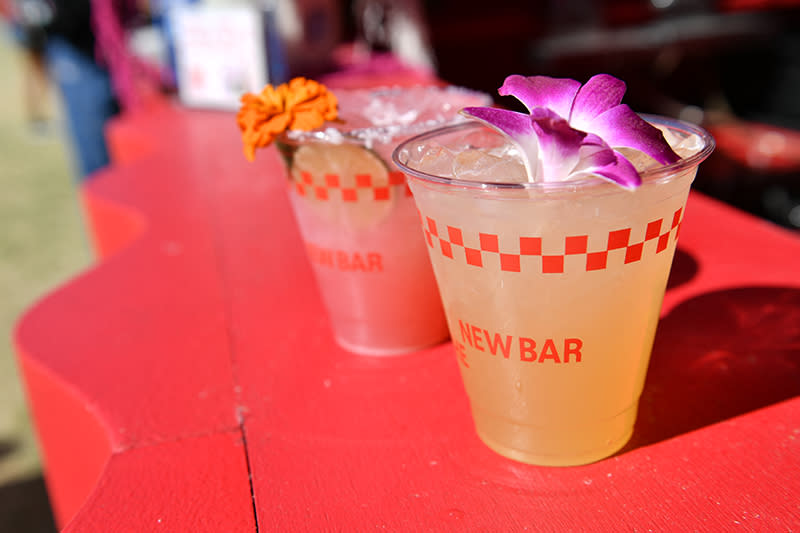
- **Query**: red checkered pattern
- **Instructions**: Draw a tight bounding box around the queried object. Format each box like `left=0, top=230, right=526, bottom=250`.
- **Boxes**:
left=422, top=208, right=684, bottom=274
left=292, top=170, right=412, bottom=201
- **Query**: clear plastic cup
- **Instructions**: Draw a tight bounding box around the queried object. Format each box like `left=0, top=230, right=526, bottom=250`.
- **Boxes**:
left=393, top=116, right=714, bottom=464
left=278, top=86, right=490, bottom=355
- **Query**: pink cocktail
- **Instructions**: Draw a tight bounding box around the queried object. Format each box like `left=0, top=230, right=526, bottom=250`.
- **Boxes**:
left=278, top=86, right=490, bottom=355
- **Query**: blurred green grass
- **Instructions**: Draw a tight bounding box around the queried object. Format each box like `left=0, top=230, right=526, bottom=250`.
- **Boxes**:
left=0, top=23, right=91, bottom=490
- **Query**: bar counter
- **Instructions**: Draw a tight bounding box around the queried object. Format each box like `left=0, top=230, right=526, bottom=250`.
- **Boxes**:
left=14, top=100, right=800, bottom=532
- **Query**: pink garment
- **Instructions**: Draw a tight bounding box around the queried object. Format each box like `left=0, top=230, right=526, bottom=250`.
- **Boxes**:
left=90, top=0, right=162, bottom=110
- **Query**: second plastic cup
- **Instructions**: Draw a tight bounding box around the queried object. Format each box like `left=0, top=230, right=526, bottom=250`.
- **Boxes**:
left=278, top=86, right=490, bottom=355
left=393, top=117, right=714, bottom=464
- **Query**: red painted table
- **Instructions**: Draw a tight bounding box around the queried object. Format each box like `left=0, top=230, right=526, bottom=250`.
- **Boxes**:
left=15, top=102, right=800, bottom=531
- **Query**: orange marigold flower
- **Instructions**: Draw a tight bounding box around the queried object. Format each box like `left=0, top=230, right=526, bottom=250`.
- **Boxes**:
left=237, top=77, right=338, bottom=161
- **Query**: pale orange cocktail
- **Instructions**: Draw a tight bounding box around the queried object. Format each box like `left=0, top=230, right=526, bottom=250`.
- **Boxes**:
left=394, top=117, right=714, bottom=464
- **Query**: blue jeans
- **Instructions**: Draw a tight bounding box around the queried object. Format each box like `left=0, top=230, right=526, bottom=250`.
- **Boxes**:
left=46, top=37, right=118, bottom=180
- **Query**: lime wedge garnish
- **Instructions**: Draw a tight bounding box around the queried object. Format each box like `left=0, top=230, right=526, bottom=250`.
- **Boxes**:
left=290, top=143, right=396, bottom=229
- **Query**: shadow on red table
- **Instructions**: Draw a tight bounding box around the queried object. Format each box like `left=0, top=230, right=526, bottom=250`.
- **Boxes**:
left=665, top=248, right=699, bottom=290
left=629, top=284, right=800, bottom=449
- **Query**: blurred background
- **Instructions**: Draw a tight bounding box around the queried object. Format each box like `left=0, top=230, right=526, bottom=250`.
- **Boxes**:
left=428, top=0, right=800, bottom=229
left=1, top=0, right=798, bottom=529
left=0, top=14, right=88, bottom=532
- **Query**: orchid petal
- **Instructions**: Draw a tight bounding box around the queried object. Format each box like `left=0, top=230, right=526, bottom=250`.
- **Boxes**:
left=589, top=104, right=680, bottom=164
left=569, top=74, right=626, bottom=130
left=574, top=149, right=641, bottom=189
left=462, top=73, right=681, bottom=188
left=572, top=134, right=640, bottom=188
left=576, top=135, right=617, bottom=168
left=499, top=75, right=580, bottom=119
left=596, top=152, right=642, bottom=189
left=461, top=106, right=539, bottom=179
left=530, top=108, right=585, bottom=181
left=582, top=132, right=611, bottom=150
left=461, top=107, right=533, bottom=139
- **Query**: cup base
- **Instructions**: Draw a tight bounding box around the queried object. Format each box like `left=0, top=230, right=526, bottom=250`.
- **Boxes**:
left=335, top=336, right=448, bottom=357
left=472, top=404, right=637, bottom=467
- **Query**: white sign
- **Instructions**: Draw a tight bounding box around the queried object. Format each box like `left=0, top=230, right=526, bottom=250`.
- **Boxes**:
left=171, top=4, right=269, bottom=109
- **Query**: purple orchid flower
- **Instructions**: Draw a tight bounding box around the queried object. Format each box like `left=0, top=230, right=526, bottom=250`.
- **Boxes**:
left=462, top=74, right=680, bottom=189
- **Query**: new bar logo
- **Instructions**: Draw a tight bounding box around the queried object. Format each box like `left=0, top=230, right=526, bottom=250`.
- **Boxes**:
left=305, top=242, right=384, bottom=273
left=456, top=319, right=583, bottom=368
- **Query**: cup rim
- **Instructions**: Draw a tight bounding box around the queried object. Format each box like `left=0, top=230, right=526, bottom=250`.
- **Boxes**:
left=391, top=114, right=716, bottom=191
left=280, top=85, right=493, bottom=146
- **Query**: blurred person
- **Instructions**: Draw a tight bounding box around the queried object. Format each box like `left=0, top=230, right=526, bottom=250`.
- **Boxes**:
left=5, top=0, right=54, bottom=130
left=43, top=0, right=162, bottom=181
left=273, top=0, right=342, bottom=78
left=351, top=0, right=435, bottom=72
left=43, top=0, right=117, bottom=180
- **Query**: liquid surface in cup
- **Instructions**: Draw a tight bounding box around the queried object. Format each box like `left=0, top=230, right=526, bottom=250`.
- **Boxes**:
left=406, top=124, right=706, bottom=184
left=402, top=122, right=709, bottom=463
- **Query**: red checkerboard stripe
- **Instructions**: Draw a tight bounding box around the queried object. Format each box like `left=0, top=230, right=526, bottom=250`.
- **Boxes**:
left=292, top=170, right=412, bottom=201
left=422, top=208, right=684, bottom=274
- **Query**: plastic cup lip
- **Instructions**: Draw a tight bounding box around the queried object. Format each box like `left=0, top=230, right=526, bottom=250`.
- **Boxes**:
left=391, top=114, right=716, bottom=192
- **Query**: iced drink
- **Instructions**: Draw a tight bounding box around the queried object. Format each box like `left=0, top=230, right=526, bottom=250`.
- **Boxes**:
left=277, top=86, right=490, bottom=355
left=393, top=117, right=714, bottom=464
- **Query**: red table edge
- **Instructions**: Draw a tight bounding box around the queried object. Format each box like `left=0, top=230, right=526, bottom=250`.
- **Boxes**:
left=15, top=340, right=113, bottom=527
left=12, top=187, right=146, bottom=527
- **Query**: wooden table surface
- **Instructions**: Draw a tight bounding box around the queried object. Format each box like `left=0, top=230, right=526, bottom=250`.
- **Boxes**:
left=14, top=101, right=800, bottom=532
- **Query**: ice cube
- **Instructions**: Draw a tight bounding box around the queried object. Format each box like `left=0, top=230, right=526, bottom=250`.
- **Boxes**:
left=364, top=98, right=420, bottom=128
left=452, top=148, right=528, bottom=183
left=337, top=86, right=490, bottom=131
left=616, top=147, right=660, bottom=173
left=414, top=141, right=457, bottom=177
left=671, top=131, right=705, bottom=160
